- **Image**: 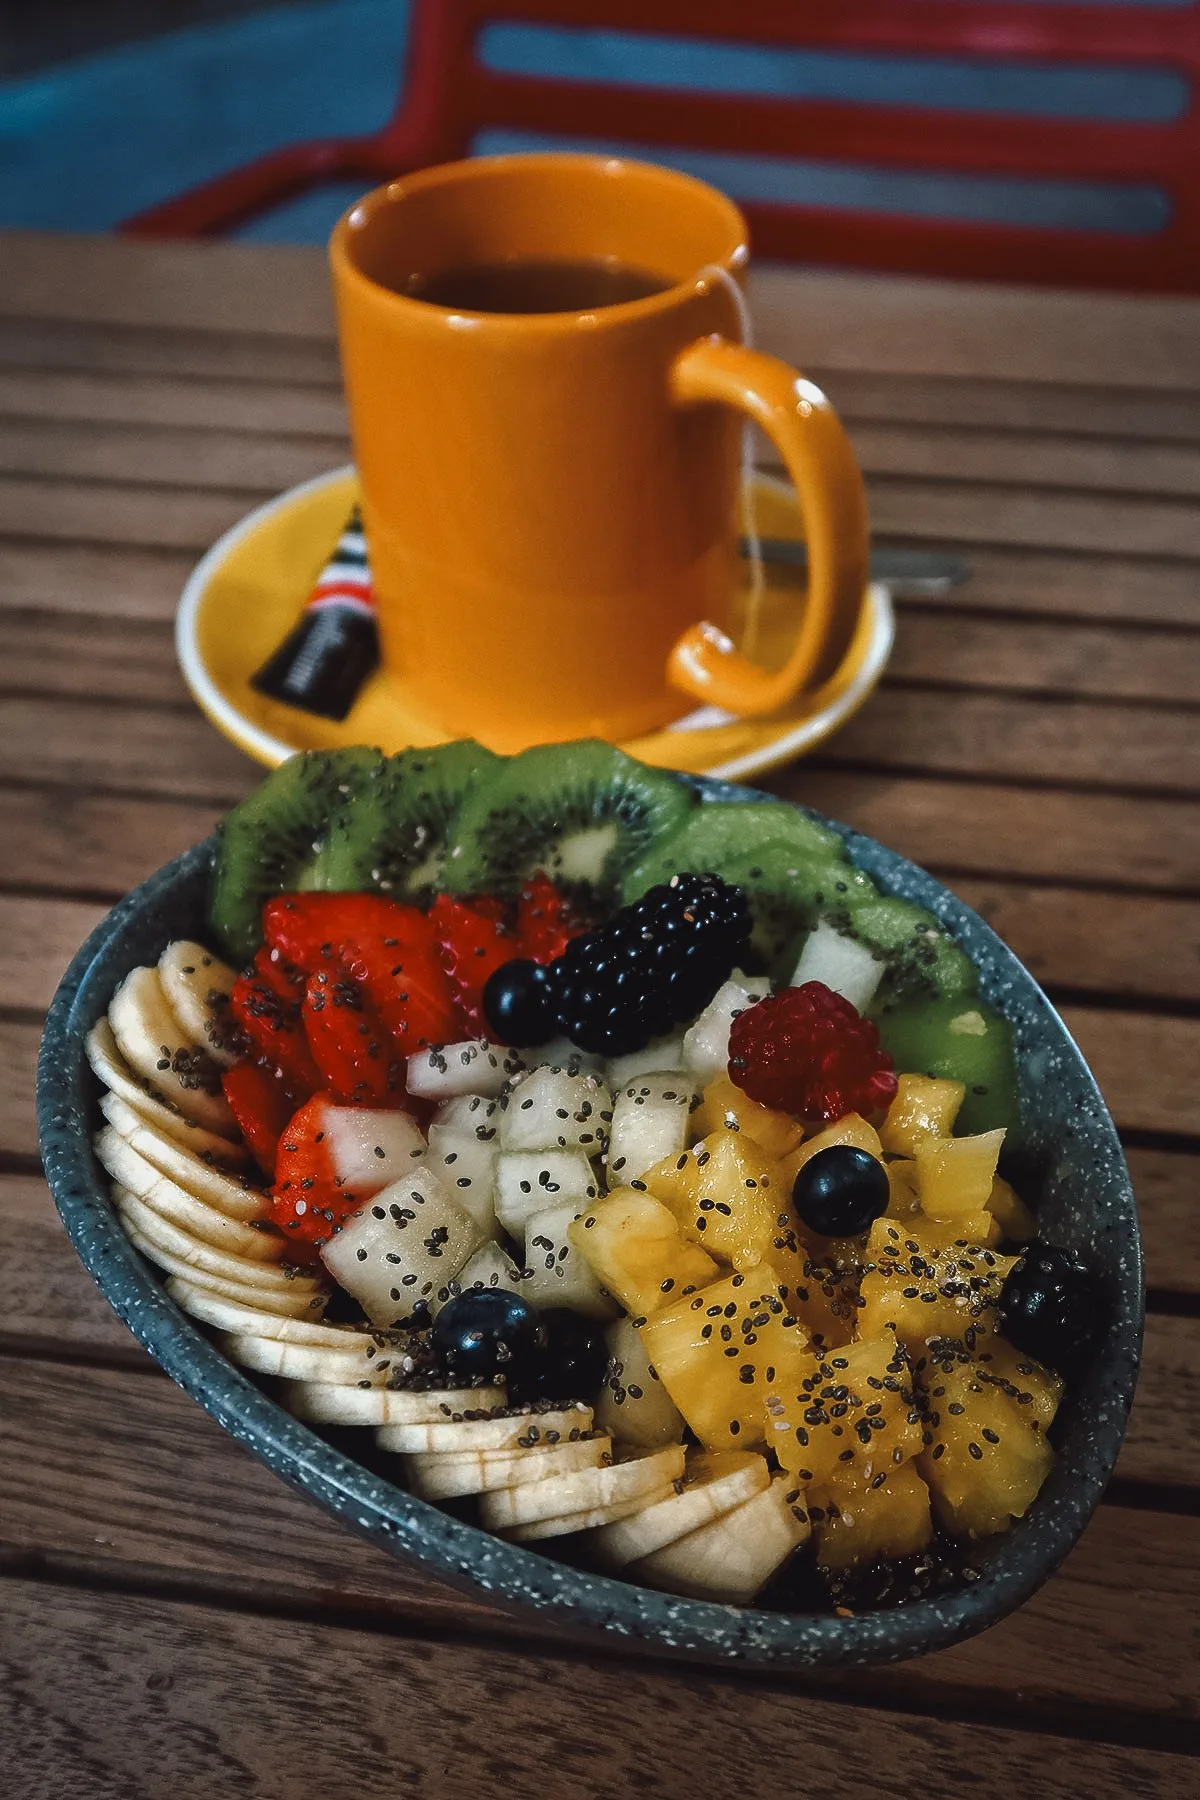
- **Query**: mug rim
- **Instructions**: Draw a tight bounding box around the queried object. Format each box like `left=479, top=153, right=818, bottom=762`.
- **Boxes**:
left=329, top=151, right=751, bottom=332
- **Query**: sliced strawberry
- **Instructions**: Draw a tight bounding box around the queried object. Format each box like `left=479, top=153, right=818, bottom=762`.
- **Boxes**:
left=269, top=1094, right=359, bottom=1248
left=221, top=1061, right=299, bottom=1178
left=263, top=892, right=420, bottom=976
left=339, top=931, right=459, bottom=1051
left=229, top=948, right=322, bottom=1096
left=517, top=873, right=585, bottom=966
left=302, top=967, right=407, bottom=1106
left=429, top=893, right=519, bottom=1038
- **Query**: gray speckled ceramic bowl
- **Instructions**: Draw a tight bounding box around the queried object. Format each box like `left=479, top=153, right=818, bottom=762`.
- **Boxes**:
left=38, top=780, right=1142, bottom=1668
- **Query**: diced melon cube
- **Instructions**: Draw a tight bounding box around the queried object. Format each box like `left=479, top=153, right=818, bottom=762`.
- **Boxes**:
left=494, top=1150, right=599, bottom=1239
left=499, top=1066, right=612, bottom=1157
left=407, top=1041, right=525, bottom=1099
left=423, top=1123, right=498, bottom=1233
left=693, top=1071, right=803, bottom=1160
left=641, top=1127, right=786, bottom=1271
left=879, top=1073, right=966, bottom=1156
left=764, top=1330, right=922, bottom=1489
left=811, top=1460, right=933, bottom=1571
left=680, top=981, right=756, bottom=1084
left=605, top=1035, right=686, bottom=1086
left=916, top=1128, right=1006, bottom=1218
left=569, top=1187, right=718, bottom=1317
left=595, top=1315, right=686, bottom=1450
left=429, top=1238, right=527, bottom=1317
left=321, top=1167, right=486, bottom=1326
left=606, top=1073, right=699, bottom=1184
left=790, top=920, right=883, bottom=1014
left=520, top=1201, right=619, bottom=1319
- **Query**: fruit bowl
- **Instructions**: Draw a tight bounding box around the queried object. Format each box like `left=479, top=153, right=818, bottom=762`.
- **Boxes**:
left=37, top=779, right=1142, bottom=1669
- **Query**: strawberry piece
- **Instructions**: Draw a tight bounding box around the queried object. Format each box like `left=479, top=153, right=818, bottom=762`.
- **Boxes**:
left=429, top=893, right=519, bottom=1037
left=220, top=1061, right=299, bottom=1178
left=269, top=1094, right=362, bottom=1248
left=728, top=981, right=897, bottom=1125
left=517, top=873, right=584, bottom=966
left=264, top=892, right=420, bottom=976
left=302, top=967, right=407, bottom=1106
left=339, top=930, right=459, bottom=1051
left=229, top=948, right=322, bottom=1096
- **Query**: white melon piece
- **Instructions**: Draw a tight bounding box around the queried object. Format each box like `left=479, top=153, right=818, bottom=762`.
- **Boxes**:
left=590, top=1452, right=770, bottom=1566
left=219, top=1332, right=406, bottom=1385
left=605, top=1073, right=698, bottom=1185
left=526, top=1037, right=606, bottom=1076
left=157, top=939, right=240, bottom=1068
left=429, top=1239, right=526, bottom=1318
left=288, top=1382, right=505, bottom=1428
left=424, top=1123, right=498, bottom=1233
left=407, top=1040, right=525, bottom=1099
left=482, top=1443, right=685, bottom=1531
left=404, top=1432, right=611, bottom=1500
left=107, top=965, right=236, bottom=1134
left=86, top=1020, right=245, bottom=1159
left=520, top=1201, right=619, bottom=1319
left=164, top=1278, right=341, bottom=1338
left=629, top=1476, right=811, bottom=1604
left=115, top=1190, right=296, bottom=1286
left=320, top=1167, right=486, bottom=1325
left=732, top=971, right=772, bottom=1000
left=96, top=1126, right=273, bottom=1248
left=790, top=920, right=883, bottom=1014
left=681, top=981, right=756, bottom=1083
left=605, top=1035, right=687, bottom=1087
left=432, top=1093, right=501, bottom=1139
left=377, top=1404, right=590, bottom=1455
left=595, top=1316, right=686, bottom=1450
left=320, top=1105, right=427, bottom=1195
left=499, top=1066, right=612, bottom=1157
left=494, top=1150, right=599, bottom=1239
left=99, top=1091, right=265, bottom=1220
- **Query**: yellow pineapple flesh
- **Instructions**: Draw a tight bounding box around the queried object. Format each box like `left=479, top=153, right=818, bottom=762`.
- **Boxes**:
left=916, top=1128, right=1006, bottom=1218
left=694, top=1072, right=804, bottom=1160
left=761, top=1224, right=855, bottom=1349
left=879, top=1074, right=965, bottom=1156
left=640, top=1271, right=812, bottom=1451
left=811, top=1460, right=934, bottom=1572
left=918, top=1350, right=1057, bottom=1537
left=639, top=1127, right=785, bottom=1271
left=569, top=1187, right=718, bottom=1318
left=857, top=1217, right=1015, bottom=1365
left=764, top=1329, right=923, bottom=1489
left=986, top=1176, right=1038, bottom=1243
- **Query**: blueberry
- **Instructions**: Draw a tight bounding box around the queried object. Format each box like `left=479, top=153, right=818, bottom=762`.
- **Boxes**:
left=431, top=1288, right=546, bottom=1381
left=482, top=959, right=555, bottom=1046
left=508, top=1308, right=609, bottom=1405
left=792, top=1145, right=889, bottom=1237
left=1000, top=1243, right=1098, bottom=1373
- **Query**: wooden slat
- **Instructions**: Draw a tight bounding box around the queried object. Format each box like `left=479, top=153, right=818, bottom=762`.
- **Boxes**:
left=0, top=539, right=195, bottom=623
left=1127, top=1148, right=1200, bottom=1294
left=2, top=1355, right=1197, bottom=1727
left=1, top=698, right=257, bottom=803
left=0, top=366, right=348, bottom=436
left=0, top=474, right=264, bottom=555
left=851, top=421, right=1200, bottom=501
left=1122, top=1315, right=1199, bottom=1489
left=4, top=1577, right=1194, bottom=1800
left=0, top=1020, right=38, bottom=1158
left=866, top=476, right=1200, bottom=560
left=0, top=1178, right=146, bottom=1363
left=1061, top=1008, right=1200, bottom=1138
left=888, top=614, right=1200, bottom=707
left=0, top=898, right=107, bottom=1012
left=0, top=787, right=224, bottom=899
left=898, top=545, right=1200, bottom=629
left=0, top=314, right=341, bottom=387
left=0, top=416, right=346, bottom=496
left=0, top=614, right=185, bottom=705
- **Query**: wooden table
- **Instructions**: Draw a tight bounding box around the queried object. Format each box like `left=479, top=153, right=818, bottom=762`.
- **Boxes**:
left=1, top=232, right=1198, bottom=1799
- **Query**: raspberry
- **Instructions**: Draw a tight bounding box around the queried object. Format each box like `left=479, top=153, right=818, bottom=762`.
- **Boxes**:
left=728, top=981, right=897, bottom=1124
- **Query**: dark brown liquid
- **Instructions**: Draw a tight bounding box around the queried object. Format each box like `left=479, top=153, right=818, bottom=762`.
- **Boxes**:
left=405, top=255, right=670, bottom=314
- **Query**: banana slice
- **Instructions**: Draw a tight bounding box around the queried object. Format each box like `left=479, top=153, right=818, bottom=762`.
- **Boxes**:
left=404, top=1432, right=611, bottom=1501
left=481, top=1444, right=686, bottom=1532
left=158, top=940, right=240, bottom=1068
left=508, top=1487, right=679, bottom=1543
left=287, top=1382, right=507, bottom=1428
left=165, top=1275, right=333, bottom=1335
left=629, top=1477, right=811, bottom=1605
left=376, top=1405, right=592, bottom=1456
left=108, top=966, right=236, bottom=1134
left=218, top=1332, right=407, bottom=1385
left=100, top=1091, right=265, bottom=1221
left=87, top=1019, right=245, bottom=1160
left=117, top=1193, right=314, bottom=1293
left=589, top=1452, right=770, bottom=1567
left=125, top=1225, right=323, bottom=1316
left=98, top=1128, right=274, bottom=1253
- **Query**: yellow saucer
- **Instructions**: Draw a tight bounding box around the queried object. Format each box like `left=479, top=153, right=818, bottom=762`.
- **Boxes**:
left=176, top=468, right=892, bottom=781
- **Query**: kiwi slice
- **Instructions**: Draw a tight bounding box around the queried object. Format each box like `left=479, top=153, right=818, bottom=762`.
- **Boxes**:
left=208, top=747, right=385, bottom=963
left=875, top=997, right=1019, bottom=1137
left=442, top=740, right=695, bottom=908
left=619, top=801, right=843, bottom=904
left=320, top=740, right=500, bottom=904
left=846, top=897, right=978, bottom=1008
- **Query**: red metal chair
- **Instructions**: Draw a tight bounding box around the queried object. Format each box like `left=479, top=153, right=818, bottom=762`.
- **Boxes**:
left=122, top=0, right=1200, bottom=292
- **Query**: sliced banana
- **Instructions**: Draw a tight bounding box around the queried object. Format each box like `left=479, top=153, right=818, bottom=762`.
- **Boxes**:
left=507, top=1487, right=679, bottom=1542
left=158, top=939, right=240, bottom=1068
left=108, top=966, right=236, bottom=1134
left=287, top=1382, right=507, bottom=1428
left=98, top=1128, right=275, bottom=1255
left=404, top=1432, right=611, bottom=1501
left=117, top=1193, right=312, bottom=1292
left=218, top=1332, right=405, bottom=1385
left=100, top=1091, right=265, bottom=1221
left=481, top=1444, right=686, bottom=1532
left=86, top=1019, right=245, bottom=1160
left=629, top=1476, right=811, bottom=1605
left=165, top=1276, right=333, bottom=1336
left=376, top=1405, right=592, bottom=1456
left=126, top=1226, right=323, bottom=1316
left=589, top=1453, right=770, bottom=1567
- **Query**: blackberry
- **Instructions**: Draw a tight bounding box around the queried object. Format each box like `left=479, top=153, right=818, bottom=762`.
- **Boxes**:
left=545, top=874, right=751, bottom=1056
left=999, top=1242, right=1099, bottom=1374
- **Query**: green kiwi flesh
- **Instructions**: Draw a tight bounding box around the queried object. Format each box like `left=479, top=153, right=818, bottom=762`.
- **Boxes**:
left=847, top=897, right=978, bottom=1008
left=620, top=801, right=842, bottom=904
left=442, top=740, right=695, bottom=908
left=208, top=747, right=385, bottom=963
left=874, top=997, right=1018, bottom=1136
left=320, top=740, right=500, bottom=904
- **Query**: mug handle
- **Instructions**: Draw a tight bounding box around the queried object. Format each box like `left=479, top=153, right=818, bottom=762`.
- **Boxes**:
left=666, top=338, right=869, bottom=716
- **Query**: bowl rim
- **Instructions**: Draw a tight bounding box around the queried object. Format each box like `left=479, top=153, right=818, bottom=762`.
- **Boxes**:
left=37, top=780, right=1143, bottom=1668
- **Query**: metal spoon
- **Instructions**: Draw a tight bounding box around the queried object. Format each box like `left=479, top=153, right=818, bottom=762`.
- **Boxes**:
left=740, top=538, right=969, bottom=597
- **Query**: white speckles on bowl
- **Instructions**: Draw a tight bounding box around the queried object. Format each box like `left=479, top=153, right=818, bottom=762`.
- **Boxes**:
left=37, top=781, right=1142, bottom=1668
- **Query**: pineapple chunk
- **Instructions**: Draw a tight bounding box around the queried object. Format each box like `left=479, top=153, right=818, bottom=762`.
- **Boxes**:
left=693, top=1071, right=803, bottom=1160
left=640, top=1128, right=785, bottom=1271
left=781, top=1113, right=883, bottom=1187
left=916, top=1128, right=1006, bottom=1218
left=857, top=1217, right=1015, bottom=1363
left=986, top=1175, right=1038, bottom=1243
left=811, top=1460, right=934, bottom=1572
left=914, top=1210, right=1002, bottom=1251
left=640, top=1272, right=812, bottom=1452
left=764, top=1330, right=922, bottom=1489
left=919, top=1351, right=1057, bottom=1537
left=885, top=1157, right=921, bottom=1220
left=879, top=1074, right=966, bottom=1156
left=760, top=1224, right=855, bottom=1349
left=930, top=1335, right=1063, bottom=1432
left=569, top=1187, right=718, bottom=1317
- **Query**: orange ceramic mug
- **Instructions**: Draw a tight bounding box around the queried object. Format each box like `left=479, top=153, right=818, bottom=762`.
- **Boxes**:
left=331, top=153, right=868, bottom=752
